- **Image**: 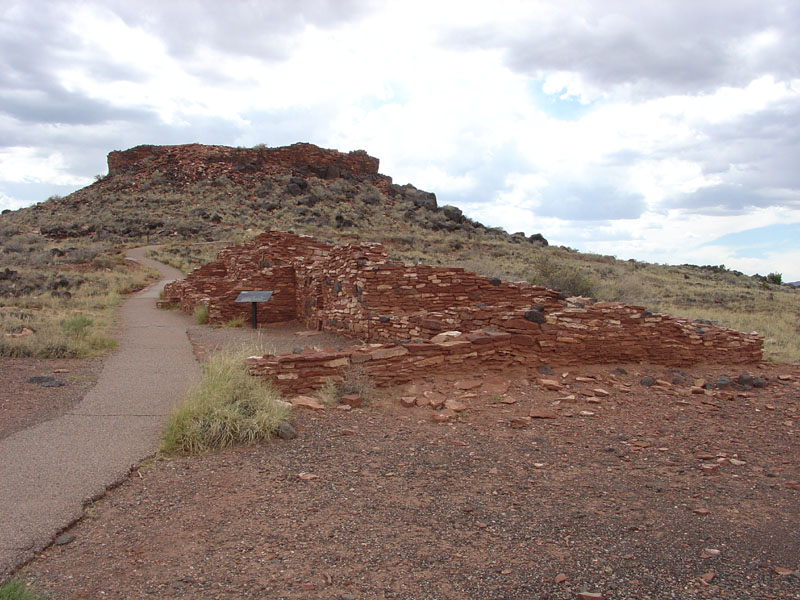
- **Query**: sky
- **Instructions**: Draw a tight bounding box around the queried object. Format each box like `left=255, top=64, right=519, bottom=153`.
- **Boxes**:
left=2, top=1, right=799, bottom=281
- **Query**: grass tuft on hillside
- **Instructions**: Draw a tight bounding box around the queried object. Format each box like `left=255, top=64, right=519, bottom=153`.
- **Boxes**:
left=0, top=226, right=158, bottom=358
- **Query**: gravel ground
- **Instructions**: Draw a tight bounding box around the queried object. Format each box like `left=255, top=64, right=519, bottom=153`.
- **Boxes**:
left=0, top=357, right=102, bottom=441
left=14, top=348, right=800, bottom=599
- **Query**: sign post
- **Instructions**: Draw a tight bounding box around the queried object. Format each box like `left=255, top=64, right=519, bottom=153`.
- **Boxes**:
left=234, top=291, right=274, bottom=329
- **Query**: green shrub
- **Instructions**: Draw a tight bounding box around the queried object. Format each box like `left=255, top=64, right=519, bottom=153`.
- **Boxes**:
left=766, top=272, right=782, bottom=285
left=160, top=349, right=289, bottom=455
left=192, top=304, right=209, bottom=325
left=529, top=253, right=596, bottom=297
left=61, top=315, right=93, bottom=338
left=0, top=579, right=48, bottom=600
left=217, top=315, right=246, bottom=328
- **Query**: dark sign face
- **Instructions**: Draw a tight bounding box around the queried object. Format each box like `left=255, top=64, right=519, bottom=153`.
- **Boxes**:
left=234, top=291, right=274, bottom=303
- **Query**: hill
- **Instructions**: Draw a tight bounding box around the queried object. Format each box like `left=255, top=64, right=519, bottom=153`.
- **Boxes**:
left=1, top=142, right=798, bottom=362
left=5, top=142, right=548, bottom=248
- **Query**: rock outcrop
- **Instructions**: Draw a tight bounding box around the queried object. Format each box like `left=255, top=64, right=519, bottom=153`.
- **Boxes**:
left=107, top=142, right=383, bottom=186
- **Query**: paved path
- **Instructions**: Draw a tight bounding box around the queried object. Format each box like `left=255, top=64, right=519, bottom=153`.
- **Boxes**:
left=0, top=248, right=200, bottom=578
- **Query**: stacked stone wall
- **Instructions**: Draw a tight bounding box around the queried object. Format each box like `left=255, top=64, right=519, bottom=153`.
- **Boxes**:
left=161, top=231, right=332, bottom=325
left=246, top=330, right=516, bottom=394
left=247, top=312, right=763, bottom=395
left=161, top=230, right=763, bottom=392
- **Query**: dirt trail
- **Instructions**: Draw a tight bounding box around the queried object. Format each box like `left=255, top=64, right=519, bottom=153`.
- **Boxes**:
left=0, top=247, right=201, bottom=578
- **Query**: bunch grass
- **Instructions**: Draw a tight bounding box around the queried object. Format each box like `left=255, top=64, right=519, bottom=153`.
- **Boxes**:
left=160, top=348, right=289, bottom=455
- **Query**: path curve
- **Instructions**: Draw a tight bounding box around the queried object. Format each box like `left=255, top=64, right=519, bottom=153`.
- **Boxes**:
left=0, top=247, right=201, bottom=578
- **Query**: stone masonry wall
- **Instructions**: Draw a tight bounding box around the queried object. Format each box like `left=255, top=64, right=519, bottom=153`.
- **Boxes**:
left=246, top=310, right=763, bottom=395
left=161, top=231, right=332, bottom=325
left=246, top=329, right=516, bottom=394
left=160, top=230, right=763, bottom=392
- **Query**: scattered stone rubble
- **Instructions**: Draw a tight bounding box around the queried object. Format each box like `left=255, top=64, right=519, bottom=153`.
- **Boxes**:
left=161, top=230, right=763, bottom=393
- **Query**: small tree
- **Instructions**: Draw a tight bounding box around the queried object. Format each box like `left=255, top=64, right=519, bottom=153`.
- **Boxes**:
left=766, top=272, right=782, bottom=285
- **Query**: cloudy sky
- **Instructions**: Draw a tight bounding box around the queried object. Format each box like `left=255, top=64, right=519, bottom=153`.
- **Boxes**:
left=2, top=1, right=799, bottom=280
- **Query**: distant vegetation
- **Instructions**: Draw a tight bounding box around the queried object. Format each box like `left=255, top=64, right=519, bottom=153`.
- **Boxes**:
left=0, top=222, right=157, bottom=358
left=2, top=146, right=798, bottom=362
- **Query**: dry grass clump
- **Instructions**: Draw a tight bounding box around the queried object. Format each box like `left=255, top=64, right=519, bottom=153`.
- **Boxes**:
left=160, top=348, right=289, bottom=455
left=317, top=364, right=376, bottom=406
left=0, top=235, right=157, bottom=358
left=192, top=303, right=209, bottom=325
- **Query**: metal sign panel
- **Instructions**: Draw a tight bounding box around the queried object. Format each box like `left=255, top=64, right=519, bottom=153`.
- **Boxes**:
left=234, top=290, right=274, bottom=303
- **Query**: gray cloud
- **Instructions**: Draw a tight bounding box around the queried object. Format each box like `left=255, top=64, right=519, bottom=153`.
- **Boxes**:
left=444, top=1, right=800, bottom=98
left=669, top=184, right=766, bottom=215
left=109, top=0, right=374, bottom=62
left=659, top=97, right=800, bottom=214
left=536, top=183, right=646, bottom=221
left=0, top=88, right=153, bottom=126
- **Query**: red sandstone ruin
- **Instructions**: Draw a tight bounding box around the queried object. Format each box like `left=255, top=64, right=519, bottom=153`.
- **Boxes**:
left=107, top=142, right=386, bottom=188
left=160, top=231, right=763, bottom=394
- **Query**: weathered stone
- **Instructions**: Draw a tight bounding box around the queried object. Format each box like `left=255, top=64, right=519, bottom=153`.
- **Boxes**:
left=523, top=309, right=546, bottom=323
left=716, top=375, right=733, bottom=389
left=369, top=346, right=408, bottom=360
left=640, top=376, right=655, bottom=387
left=444, top=399, right=467, bottom=412
left=455, top=380, right=483, bottom=390
left=290, top=396, right=325, bottom=410
left=54, top=533, right=75, bottom=546
left=430, top=331, right=463, bottom=343
left=431, top=409, right=456, bottom=423
left=538, top=378, right=563, bottom=391
left=529, top=408, right=557, bottom=419
left=339, top=394, right=362, bottom=408
left=276, top=421, right=297, bottom=440
left=481, top=378, right=510, bottom=395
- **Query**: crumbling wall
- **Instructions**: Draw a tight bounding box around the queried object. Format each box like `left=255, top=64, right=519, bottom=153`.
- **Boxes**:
left=161, top=230, right=763, bottom=389
left=247, top=312, right=763, bottom=395
left=246, top=330, right=516, bottom=394
left=160, top=231, right=331, bottom=325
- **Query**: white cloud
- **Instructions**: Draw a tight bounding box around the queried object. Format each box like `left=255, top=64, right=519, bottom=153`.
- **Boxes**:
left=0, top=147, right=92, bottom=186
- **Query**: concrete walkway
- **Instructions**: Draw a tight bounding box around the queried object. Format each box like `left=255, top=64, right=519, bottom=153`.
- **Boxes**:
left=0, top=248, right=200, bottom=578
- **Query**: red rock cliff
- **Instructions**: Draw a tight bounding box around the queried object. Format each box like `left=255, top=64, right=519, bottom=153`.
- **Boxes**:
left=106, top=142, right=380, bottom=181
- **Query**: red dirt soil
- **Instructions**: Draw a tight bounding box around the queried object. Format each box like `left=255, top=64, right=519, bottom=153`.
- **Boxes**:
left=12, top=346, right=800, bottom=599
left=0, top=357, right=102, bottom=441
